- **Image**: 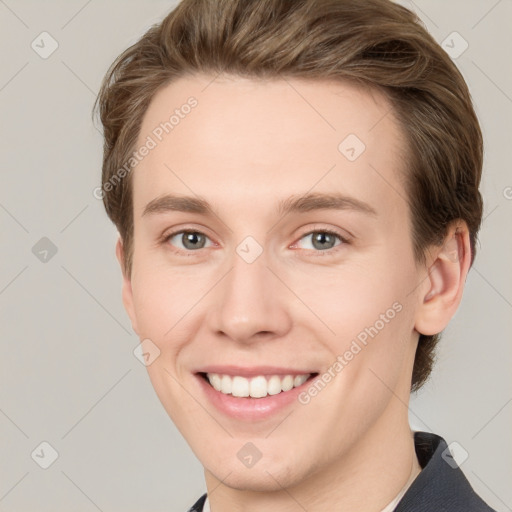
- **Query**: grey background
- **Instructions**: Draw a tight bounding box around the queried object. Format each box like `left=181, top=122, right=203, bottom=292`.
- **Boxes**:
left=1, top=0, right=511, bottom=511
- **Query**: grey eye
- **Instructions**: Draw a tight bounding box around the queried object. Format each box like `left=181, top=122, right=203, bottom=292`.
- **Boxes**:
left=299, top=231, right=342, bottom=251
left=168, top=231, right=211, bottom=250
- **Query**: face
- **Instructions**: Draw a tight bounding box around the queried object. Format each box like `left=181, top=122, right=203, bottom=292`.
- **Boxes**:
left=119, top=74, right=429, bottom=492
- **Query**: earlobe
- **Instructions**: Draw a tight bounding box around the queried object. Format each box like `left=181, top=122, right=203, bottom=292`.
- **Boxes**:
left=414, top=223, right=471, bottom=336
left=115, top=237, right=139, bottom=335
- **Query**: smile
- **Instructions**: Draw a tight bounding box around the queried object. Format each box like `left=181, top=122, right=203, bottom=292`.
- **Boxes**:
left=195, top=366, right=319, bottom=420
left=204, top=373, right=312, bottom=398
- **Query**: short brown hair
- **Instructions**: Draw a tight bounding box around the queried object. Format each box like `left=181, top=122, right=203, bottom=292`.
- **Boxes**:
left=93, top=0, right=483, bottom=391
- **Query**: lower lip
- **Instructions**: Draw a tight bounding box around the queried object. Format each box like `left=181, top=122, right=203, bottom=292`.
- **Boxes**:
left=195, top=374, right=317, bottom=421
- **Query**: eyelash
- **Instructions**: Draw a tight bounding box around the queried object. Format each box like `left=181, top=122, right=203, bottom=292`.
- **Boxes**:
left=160, top=227, right=350, bottom=256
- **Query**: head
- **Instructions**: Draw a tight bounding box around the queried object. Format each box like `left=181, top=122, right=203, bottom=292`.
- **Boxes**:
left=94, top=0, right=483, bottom=495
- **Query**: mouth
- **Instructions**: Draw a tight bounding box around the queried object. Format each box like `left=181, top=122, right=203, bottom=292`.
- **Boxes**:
left=198, top=371, right=319, bottom=399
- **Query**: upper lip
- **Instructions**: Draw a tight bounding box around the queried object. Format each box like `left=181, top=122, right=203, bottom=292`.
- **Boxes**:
left=194, top=365, right=318, bottom=378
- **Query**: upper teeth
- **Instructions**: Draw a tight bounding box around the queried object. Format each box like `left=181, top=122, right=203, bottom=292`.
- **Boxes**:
left=206, top=373, right=310, bottom=398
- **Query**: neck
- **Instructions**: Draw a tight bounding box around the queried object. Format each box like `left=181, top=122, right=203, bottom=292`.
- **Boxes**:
left=205, top=398, right=421, bottom=511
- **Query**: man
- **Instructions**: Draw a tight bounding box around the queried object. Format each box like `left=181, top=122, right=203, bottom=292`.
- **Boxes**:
left=94, top=0, right=496, bottom=510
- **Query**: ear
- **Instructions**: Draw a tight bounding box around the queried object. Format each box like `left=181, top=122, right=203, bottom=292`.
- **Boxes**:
left=414, top=221, right=472, bottom=336
left=115, top=237, right=139, bottom=335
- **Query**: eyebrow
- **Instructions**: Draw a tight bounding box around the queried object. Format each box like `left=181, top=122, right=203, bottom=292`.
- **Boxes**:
left=142, top=192, right=377, bottom=218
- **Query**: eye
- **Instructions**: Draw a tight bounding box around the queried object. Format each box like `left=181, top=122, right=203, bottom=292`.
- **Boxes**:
left=294, top=229, right=348, bottom=253
left=164, top=230, right=213, bottom=251
left=161, top=227, right=349, bottom=255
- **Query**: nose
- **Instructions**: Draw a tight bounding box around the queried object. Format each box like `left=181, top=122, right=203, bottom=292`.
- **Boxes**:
left=206, top=245, right=293, bottom=345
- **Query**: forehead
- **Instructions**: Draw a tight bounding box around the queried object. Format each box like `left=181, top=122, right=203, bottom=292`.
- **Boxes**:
left=132, top=74, right=408, bottom=220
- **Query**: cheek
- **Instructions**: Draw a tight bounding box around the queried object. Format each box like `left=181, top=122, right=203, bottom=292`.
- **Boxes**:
left=130, top=267, right=189, bottom=340
left=132, top=280, right=163, bottom=334
left=295, top=251, right=418, bottom=388
left=297, top=261, right=409, bottom=340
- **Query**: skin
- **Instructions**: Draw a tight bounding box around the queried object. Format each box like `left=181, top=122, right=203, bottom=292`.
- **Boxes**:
left=116, top=74, right=471, bottom=511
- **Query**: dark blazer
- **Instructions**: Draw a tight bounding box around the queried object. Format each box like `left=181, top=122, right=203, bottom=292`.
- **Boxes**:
left=187, top=431, right=497, bottom=511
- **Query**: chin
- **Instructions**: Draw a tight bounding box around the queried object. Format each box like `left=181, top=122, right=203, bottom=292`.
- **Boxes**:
left=203, top=453, right=310, bottom=492
left=210, top=468, right=300, bottom=493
